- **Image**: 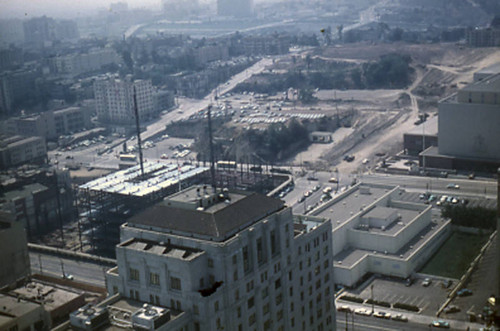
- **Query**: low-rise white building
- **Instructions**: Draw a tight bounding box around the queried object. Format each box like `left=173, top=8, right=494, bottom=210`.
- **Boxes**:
left=106, top=185, right=336, bottom=331
left=312, top=183, right=451, bottom=287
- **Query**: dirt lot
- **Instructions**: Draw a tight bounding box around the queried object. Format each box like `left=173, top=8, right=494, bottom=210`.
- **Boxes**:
left=291, top=43, right=500, bottom=174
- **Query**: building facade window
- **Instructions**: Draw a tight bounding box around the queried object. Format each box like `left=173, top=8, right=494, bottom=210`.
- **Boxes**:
left=171, top=276, right=182, bottom=290
left=149, top=272, right=160, bottom=286
left=129, top=268, right=139, bottom=281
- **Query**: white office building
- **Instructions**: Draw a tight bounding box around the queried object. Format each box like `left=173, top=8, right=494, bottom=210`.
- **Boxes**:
left=94, top=76, right=154, bottom=126
left=312, top=183, right=451, bottom=287
left=106, top=185, right=336, bottom=331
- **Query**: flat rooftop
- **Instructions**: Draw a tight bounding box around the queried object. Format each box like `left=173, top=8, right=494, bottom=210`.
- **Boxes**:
left=66, top=297, right=185, bottom=331
left=405, top=115, right=438, bottom=136
left=168, top=185, right=247, bottom=213
left=1, top=183, right=47, bottom=201
left=462, top=72, right=500, bottom=93
left=0, top=294, right=41, bottom=326
left=79, top=161, right=208, bottom=197
left=335, top=219, right=449, bottom=267
left=11, top=281, right=83, bottom=312
left=360, top=207, right=421, bottom=235
left=313, top=184, right=396, bottom=228
left=474, top=62, right=500, bottom=79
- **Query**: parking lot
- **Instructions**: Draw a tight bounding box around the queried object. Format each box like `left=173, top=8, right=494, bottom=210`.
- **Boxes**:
left=342, top=275, right=455, bottom=316
left=397, top=191, right=497, bottom=210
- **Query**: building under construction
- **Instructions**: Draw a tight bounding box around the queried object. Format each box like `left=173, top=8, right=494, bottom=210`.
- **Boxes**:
left=78, top=161, right=209, bottom=256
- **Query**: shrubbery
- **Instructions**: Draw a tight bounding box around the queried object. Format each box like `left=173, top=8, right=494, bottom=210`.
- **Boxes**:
left=441, top=205, right=496, bottom=230
left=393, top=302, right=420, bottom=312
left=339, top=295, right=364, bottom=304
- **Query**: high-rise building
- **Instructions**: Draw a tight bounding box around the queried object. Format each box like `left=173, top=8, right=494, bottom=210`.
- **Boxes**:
left=94, top=76, right=154, bottom=126
left=106, top=185, right=336, bottom=330
left=217, top=0, right=253, bottom=17
left=162, top=0, right=199, bottom=20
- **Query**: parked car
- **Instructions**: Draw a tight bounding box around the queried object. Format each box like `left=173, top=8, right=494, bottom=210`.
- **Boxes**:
left=405, top=277, right=414, bottom=287
left=443, top=305, right=460, bottom=314
left=373, top=311, right=391, bottom=319
left=329, top=177, right=338, bottom=183
left=422, top=278, right=432, bottom=287
left=354, top=308, right=372, bottom=316
left=457, top=288, right=473, bottom=297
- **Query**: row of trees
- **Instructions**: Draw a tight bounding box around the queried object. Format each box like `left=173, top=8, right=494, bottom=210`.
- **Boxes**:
left=234, top=53, right=414, bottom=97
left=442, top=204, right=496, bottom=230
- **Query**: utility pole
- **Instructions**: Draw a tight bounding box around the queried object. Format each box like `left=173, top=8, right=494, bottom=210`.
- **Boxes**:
left=371, top=284, right=374, bottom=314
left=38, top=254, right=43, bottom=274
left=133, top=86, right=145, bottom=177
left=60, top=259, right=65, bottom=277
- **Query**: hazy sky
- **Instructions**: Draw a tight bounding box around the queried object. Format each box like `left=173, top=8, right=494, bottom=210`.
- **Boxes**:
left=0, top=0, right=275, bottom=19
left=0, top=0, right=163, bottom=19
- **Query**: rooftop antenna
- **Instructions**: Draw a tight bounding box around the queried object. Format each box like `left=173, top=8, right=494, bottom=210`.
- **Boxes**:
left=207, top=105, right=216, bottom=190
left=133, top=85, right=145, bottom=177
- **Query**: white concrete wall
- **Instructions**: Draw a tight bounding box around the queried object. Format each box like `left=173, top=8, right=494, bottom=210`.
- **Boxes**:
left=439, top=101, right=500, bottom=160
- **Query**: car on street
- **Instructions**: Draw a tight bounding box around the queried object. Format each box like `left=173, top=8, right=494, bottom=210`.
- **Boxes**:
left=392, top=314, right=408, bottom=322
left=446, top=183, right=460, bottom=189
left=354, top=308, right=372, bottom=316
left=62, top=274, right=74, bottom=280
left=422, top=278, right=432, bottom=287
left=431, top=320, right=450, bottom=328
left=337, top=305, right=351, bottom=313
left=373, top=311, right=391, bottom=319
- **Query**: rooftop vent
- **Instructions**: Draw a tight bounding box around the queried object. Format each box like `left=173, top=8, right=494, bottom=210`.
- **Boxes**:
left=132, top=304, right=171, bottom=330
left=69, top=304, right=109, bottom=331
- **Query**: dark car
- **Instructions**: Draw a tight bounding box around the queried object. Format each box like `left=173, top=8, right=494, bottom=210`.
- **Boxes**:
left=457, top=288, right=473, bottom=297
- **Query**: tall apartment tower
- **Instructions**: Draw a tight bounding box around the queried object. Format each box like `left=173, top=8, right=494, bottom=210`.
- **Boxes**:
left=93, top=76, right=154, bottom=126
left=106, top=185, right=336, bottom=331
left=217, top=0, right=253, bottom=18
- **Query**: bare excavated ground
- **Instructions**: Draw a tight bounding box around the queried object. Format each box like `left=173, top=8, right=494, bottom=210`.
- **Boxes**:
left=293, top=43, right=500, bottom=174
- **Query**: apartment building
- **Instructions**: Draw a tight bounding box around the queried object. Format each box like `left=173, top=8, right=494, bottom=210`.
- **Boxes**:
left=0, top=135, right=46, bottom=169
left=50, top=48, right=119, bottom=77
left=7, top=106, right=91, bottom=141
left=106, top=185, right=336, bottom=331
left=94, top=76, right=154, bottom=126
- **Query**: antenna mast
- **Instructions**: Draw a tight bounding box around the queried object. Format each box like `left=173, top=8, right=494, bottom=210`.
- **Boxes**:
left=133, top=85, right=145, bottom=177
left=207, top=105, right=216, bottom=190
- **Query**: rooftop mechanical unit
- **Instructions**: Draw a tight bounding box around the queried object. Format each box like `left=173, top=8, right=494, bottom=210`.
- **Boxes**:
left=132, top=304, right=171, bottom=330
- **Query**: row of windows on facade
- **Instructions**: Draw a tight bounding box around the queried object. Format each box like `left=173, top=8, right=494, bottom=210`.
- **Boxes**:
left=128, top=241, right=329, bottom=292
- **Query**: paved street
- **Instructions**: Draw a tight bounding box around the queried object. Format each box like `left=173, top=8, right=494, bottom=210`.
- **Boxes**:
left=29, top=252, right=109, bottom=287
